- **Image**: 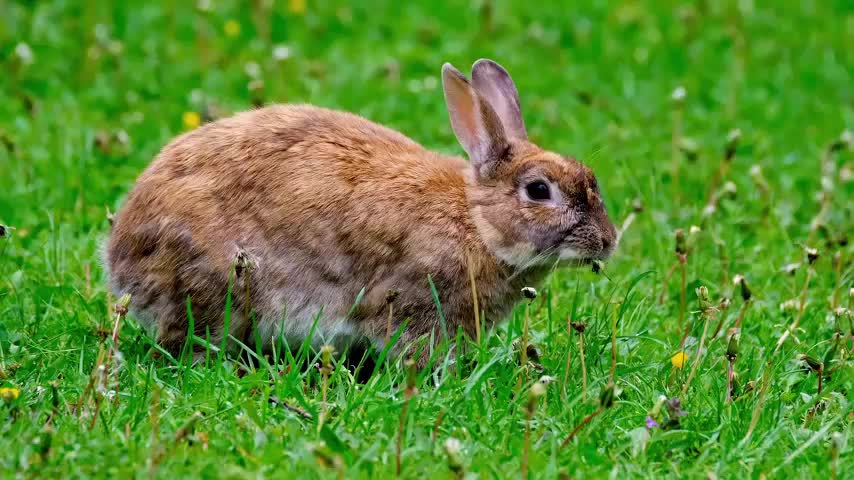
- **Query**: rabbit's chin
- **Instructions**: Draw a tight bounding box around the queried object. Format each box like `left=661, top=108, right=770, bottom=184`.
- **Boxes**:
left=557, top=247, right=603, bottom=266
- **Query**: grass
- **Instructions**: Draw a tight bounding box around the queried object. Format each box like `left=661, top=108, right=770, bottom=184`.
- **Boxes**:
left=1, top=0, right=852, bottom=477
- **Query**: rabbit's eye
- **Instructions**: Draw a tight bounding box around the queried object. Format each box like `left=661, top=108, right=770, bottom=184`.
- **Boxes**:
left=525, top=181, right=551, bottom=201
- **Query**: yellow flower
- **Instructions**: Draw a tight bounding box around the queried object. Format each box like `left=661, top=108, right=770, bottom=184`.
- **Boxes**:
left=288, top=0, right=306, bottom=14
left=182, top=111, right=201, bottom=130
left=0, top=387, right=20, bottom=402
left=224, top=19, right=241, bottom=37
left=671, top=352, right=688, bottom=369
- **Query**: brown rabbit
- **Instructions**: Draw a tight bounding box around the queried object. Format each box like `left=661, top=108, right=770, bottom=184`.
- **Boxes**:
left=106, top=59, right=617, bottom=366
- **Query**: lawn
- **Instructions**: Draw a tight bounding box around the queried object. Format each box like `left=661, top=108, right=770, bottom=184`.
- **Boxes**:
left=0, top=0, right=852, bottom=478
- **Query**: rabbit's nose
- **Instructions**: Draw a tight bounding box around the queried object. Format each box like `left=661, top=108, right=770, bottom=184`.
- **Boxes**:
left=601, top=235, right=611, bottom=251
left=601, top=235, right=612, bottom=254
left=600, top=230, right=617, bottom=257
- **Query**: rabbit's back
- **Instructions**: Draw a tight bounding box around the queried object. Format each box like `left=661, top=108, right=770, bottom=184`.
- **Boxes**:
left=107, top=105, right=478, bottom=355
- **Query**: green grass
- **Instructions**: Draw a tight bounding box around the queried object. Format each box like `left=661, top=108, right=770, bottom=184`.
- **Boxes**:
left=1, top=0, right=852, bottom=478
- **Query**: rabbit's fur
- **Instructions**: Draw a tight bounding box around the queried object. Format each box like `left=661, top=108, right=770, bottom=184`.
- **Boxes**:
left=106, top=59, right=617, bottom=365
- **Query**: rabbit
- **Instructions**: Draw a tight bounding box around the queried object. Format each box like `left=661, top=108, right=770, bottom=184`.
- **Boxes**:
left=105, top=59, right=617, bottom=367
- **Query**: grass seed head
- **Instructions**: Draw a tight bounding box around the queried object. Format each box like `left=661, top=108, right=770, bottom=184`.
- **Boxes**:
left=527, top=382, right=546, bottom=414
left=115, top=294, right=132, bottom=316
left=781, top=262, right=801, bottom=275
left=678, top=137, right=699, bottom=161
left=796, top=354, right=822, bottom=373
left=675, top=228, right=687, bottom=255
left=443, top=437, right=464, bottom=474
left=725, top=129, right=741, bottom=160
left=521, top=287, right=538, bottom=300
left=385, top=288, right=399, bottom=304
left=780, top=298, right=799, bottom=314
left=671, top=86, right=686, bottom=104
left=571, top=321, right=587, bottom=334
left=319, top=345, right=335, bottom=375
left=404, top=359, right=418, bottom=395
left=733, top=275, right=752, bottom=302
left=726, top=331, right=740, bottom=360
left=696, top=285, right=711, bottom=308
left=599, top=383, right=620, bottom=409
left=805, top=247, right=819, bottom=265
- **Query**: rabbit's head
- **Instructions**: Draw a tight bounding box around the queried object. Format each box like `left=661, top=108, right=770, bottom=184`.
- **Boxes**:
left=443, top=59, right=617, bottom=268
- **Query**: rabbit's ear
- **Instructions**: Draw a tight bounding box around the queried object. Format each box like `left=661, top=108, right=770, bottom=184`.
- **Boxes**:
left=471, top=59, right=527, bottom=141
left=442, top=63, right=508, bottom=178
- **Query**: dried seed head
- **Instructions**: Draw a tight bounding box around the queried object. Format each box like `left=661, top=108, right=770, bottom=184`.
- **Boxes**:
left=385, top=288, right=399, bottom=304
left=726, top=129, right=742, bottom=149
left=571, top=321, right=587, bottom=334
left=726, top=331, right=739, bottom=360
left=724, top=129, right=741, bottom=160
left=781, top=262, right=801, bottom=275
left=779, top=298, right=799, bottom=313
left=675, top=228, right=687, bottom=255
left=404, top=359, right=418, bottom=393
left=696, top=286, right=714, bottom=315
left=320, top=345, right=335, bottom=375
left=235, top=249, right=254, bottom=275
left=678, top=137, right=699, bottom=161
left=732, top=275, right=752, bottom=302
left=665, top=397, right=688, bottom=418
left=443, top=437, right=464, bottom=473
left=805, top=247, right=819, bottom=265
left=719, top=297, right=731, bottom=310
left=114, top=294, right=132, bottom=316
left=649, top=394, right=668, bottom=417
left=598, top=383, right=620, bottom=409
left=830, top=432, right=843, bottom=464
left=521, top=287, right=538, bottom=300
left=796, top=354, right=822, bottom=373
left=527, top=382, right=546, bottom=413
left=824, top=333, right=842, bottom=366
left=721, top=181, right=737, bottom=197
